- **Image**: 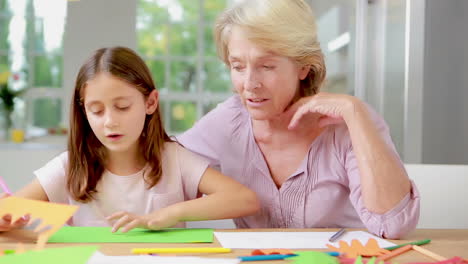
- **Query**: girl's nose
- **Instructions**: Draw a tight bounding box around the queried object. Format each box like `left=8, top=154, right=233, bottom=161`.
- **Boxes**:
left=104, top=111, right=119, bottom=128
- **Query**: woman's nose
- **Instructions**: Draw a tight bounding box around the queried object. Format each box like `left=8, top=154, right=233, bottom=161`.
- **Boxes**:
left=244, top=70, right=261, bottom=91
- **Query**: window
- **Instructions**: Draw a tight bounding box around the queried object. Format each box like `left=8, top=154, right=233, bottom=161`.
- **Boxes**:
left=0, top=0, right=66, bottom=141
left=137, top=0, right=232, bottom=134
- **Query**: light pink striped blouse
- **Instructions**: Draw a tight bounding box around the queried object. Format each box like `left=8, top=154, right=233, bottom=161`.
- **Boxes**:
left=177, top=95, right=420, bottom=239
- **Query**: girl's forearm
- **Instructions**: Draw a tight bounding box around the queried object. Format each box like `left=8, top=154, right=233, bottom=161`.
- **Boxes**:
left=169, top=187, right=259, bottom=222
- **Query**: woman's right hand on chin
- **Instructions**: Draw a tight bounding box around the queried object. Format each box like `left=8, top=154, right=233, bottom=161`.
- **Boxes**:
left=0, top=193, right=30, bottom=232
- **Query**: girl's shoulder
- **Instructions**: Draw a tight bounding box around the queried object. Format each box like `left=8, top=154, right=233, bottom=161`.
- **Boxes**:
left=162, top=141, right=208, bottom=162
left=39, top=151, right=69, bottom=171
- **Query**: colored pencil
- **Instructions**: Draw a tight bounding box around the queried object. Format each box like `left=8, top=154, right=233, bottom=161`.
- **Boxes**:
left=384, top=239, right=431, bottom=250
left=376, top=244, right=413, bottom=262
left=329, top=228, right=347, bottom=242
left=238, top=254, right=297, bottom=261
left=412, top=245, right=447, bottom=261
left=132, top=247, right=231, bottom=254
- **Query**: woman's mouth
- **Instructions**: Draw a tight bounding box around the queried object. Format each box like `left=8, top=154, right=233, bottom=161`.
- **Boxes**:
left=247, top=98, right=268, bottom=107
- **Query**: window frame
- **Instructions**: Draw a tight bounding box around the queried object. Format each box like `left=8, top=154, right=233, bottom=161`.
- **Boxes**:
left=138, top=0, right=233, bottom=134
left=0, top=0, right=66, bottom=141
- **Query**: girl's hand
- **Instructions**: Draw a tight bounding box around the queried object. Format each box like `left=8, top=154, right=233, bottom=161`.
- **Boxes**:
left=0, top=193, right=30, bottom=232
left=107, top=206, right=181, bottom=233
left=287, top=92, right=362, bottom=129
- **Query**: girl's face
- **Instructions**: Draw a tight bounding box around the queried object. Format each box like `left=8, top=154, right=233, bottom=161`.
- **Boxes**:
left=227, top=26, right=310, bottom=121
left=83, top=73, right=157, bottom=155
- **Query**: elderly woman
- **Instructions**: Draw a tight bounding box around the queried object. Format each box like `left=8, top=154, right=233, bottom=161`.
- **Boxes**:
left=178, top=0, right=419, bottom=239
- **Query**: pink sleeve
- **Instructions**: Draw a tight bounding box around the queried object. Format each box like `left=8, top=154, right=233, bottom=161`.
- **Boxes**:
left=338, top=107, right=420, bottom=239
left=34, top=152, right=69, bottom=204
left=176, top=144, right=210, bottom=201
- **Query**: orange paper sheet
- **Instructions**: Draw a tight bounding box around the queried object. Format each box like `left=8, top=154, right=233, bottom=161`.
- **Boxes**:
left=327, top=238, right=391, bottom=258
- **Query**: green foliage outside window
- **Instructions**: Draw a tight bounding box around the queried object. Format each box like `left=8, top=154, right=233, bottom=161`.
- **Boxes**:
left=0, top=0, right=66, bottom=134
left=33, top=98, right=61, bottom=128
left=138, top=0, right=232, bottom=133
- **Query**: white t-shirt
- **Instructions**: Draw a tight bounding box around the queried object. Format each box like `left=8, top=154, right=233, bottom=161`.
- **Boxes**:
left=35, top=142, right=209, bottom=227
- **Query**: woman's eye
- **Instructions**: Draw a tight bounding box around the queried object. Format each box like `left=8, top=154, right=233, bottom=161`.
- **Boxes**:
left=231, top=65, right=244, bottom=71
left=263, top=65, right=274, bottom=70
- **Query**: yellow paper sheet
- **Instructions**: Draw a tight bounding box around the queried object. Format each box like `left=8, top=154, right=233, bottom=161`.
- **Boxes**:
left=0, top=196, right=78, bottom=249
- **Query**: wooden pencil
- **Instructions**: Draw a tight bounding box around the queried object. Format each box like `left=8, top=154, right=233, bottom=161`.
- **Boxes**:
left=412, top=245, right=447, bottom=261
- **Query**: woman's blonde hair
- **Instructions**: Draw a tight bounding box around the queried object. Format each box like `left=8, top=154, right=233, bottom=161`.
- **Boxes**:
left=214, top=0, right=326, bottom=97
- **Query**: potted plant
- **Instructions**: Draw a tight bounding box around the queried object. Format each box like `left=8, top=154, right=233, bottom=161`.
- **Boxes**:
left=0, top=67, right=25, bottom=141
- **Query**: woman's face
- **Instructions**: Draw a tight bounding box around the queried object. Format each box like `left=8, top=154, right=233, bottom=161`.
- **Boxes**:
left=227, top=26, right=309, bottom=121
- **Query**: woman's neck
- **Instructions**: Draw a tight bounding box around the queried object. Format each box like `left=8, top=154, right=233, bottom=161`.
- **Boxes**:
left=252, top=112, right=322, bottom=146
left=105, top=146, right=146, bottom=176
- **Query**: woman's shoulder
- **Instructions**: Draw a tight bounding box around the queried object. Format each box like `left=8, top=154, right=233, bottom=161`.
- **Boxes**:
left=207, top=94, right=247, bottom=122
left=190, top=94, right=249, bottom=139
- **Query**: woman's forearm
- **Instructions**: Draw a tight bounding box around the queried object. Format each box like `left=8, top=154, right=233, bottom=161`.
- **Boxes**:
left=344, top=99, right=411, bottom=214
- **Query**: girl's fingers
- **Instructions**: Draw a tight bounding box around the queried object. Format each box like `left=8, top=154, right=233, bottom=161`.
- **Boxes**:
left=0, top=218, right=11, bottom=231
left=106, top=211, right=127, bottom=221
left=11, top=219, right=28, bottom=229
left=2, top=214, right=12, bottom=221
left=111, top=214, right=132, bottom=233
left=0, top=213, right=29, bottom=231
left=120, top=219, right=141, bottom=233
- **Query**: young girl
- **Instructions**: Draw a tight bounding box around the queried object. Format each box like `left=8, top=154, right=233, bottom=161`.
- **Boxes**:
left=0, top=46, right=259, bottom=233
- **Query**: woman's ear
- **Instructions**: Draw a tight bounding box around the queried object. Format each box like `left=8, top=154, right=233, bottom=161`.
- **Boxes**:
left=299, top=65, right=311, bottom=80
left=146, top=90, right=159, bottom=115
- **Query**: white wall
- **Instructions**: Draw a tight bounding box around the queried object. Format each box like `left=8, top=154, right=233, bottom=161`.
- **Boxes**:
left=62, top=0, right=137, bottom=122
left=0, top=145, right=65, bottom=192
left=406, top=164, right=468, bottom=229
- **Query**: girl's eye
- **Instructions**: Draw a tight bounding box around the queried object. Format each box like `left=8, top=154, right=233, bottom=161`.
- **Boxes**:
left=87, top=107, right=103, bottom=115
left=263, top=65, right=275, bottom=70
left=116, top=106, right=129, bottom=111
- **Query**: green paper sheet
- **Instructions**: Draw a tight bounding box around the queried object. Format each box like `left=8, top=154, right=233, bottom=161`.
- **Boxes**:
left=48, top=227, right=214, bottom=243
left=0, top=246, right=97, bottom=264
left=290, top=251, right=339, bottom=264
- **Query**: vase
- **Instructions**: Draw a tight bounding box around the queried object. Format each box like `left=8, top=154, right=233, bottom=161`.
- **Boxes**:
left=2, top=110, right=13, bottom=141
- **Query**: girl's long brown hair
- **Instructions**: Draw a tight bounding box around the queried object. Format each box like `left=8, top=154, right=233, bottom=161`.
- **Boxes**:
left=67, top=46, right=172, bottom=202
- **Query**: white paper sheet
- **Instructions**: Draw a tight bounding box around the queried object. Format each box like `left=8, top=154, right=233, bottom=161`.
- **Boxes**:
left=87, top=251, right=240, bottom=264
left=214, top=231, right=396, bottom=249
